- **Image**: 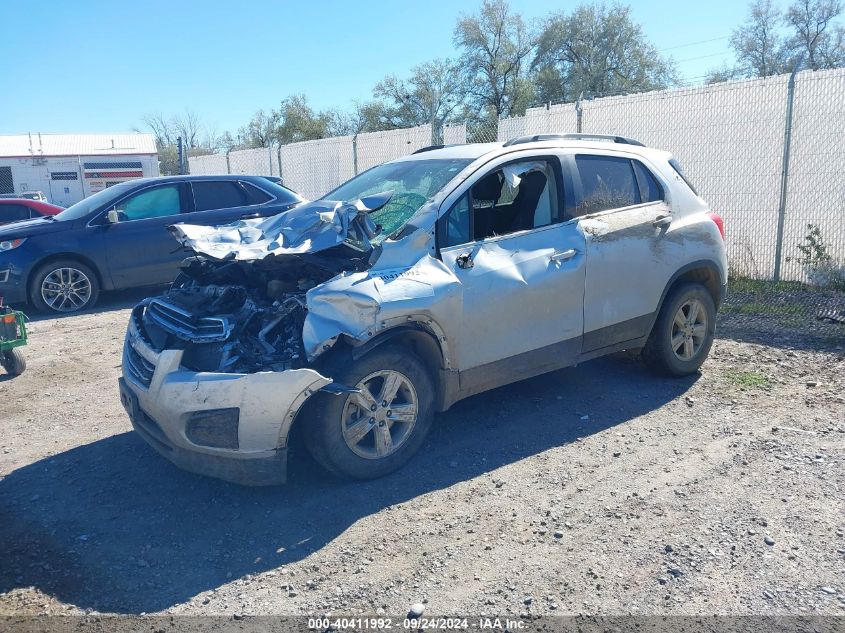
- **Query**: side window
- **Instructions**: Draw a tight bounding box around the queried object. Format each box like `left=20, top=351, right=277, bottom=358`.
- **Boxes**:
left=443, top=193, right=471, bottom=247
left=192, top=181, right=251, bottom=211
left=115, top=185, right=182, bottom=221
left=0, top=204, right=31, bottom=223
left=442, top=159, right=560, bottom=246
left=241, top=182, right=273, bottom=205
left=632, top=161, right=664, bottom=203
left=573, top=155, right=640, bottom=215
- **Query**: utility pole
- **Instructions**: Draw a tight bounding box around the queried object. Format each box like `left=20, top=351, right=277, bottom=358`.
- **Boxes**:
left=176, top=136, right=184, bottom=175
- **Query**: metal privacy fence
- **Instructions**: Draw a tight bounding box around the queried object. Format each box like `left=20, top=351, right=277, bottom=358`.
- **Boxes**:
left=488, top=69, right=845, bottom=288
left=189, top=69, right=845, bottom=338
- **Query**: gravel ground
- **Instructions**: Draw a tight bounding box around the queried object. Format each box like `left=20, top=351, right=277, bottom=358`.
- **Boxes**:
left=1, top=290, right=843, bottom=618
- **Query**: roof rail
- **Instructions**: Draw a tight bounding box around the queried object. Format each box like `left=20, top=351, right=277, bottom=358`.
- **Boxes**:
left=503, top=133, right=645, bottom=147
left=412, top=144, right=458, bottom=154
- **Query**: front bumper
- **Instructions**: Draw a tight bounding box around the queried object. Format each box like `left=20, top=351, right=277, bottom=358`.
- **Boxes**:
left=119, top=316, right=331, bottom=485
left=0, top=262, right=28, bottom=305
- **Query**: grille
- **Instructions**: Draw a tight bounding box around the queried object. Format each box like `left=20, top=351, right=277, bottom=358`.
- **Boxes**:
left=145, top=299, right=232, bottom=343
left=125, top=341, right=155, bottom=387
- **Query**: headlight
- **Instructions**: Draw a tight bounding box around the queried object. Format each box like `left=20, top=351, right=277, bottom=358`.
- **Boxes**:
left=0, top=238, right=26, bottom=251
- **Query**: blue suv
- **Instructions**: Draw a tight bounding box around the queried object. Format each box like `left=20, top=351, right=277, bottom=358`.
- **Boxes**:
left=0, top=175, right=301, bottom=313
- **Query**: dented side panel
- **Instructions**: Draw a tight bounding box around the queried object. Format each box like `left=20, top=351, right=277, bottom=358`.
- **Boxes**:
left=440, top=222, right=586, bottom=370
left=581, top=204, right=726, bottom=338
left=302, top=241, right=463, bottom=366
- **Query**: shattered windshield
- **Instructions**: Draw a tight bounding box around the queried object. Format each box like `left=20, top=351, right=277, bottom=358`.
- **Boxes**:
left=325, top=158, right=471, bottom=243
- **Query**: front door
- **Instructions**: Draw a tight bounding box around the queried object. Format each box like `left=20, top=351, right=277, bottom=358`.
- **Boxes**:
left=437, top=156, right=586, bottom=383
left=101, top=182, right=191, bottom=288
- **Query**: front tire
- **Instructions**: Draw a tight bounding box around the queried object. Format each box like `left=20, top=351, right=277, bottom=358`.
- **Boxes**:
left=30, top=259, right=100, bottom=314
left=303, top=345, right=435, bottom=480
left=1, top=349, right=26, bottom=376
left=642, top=282, right=716, bottom=376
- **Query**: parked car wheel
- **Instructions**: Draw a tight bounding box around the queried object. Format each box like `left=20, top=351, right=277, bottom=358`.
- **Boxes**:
left=1, top=349, right=26, bottom=376
left=304, top=345, right=435, bottom=480
left=30, top=259, right=100, bottom=314
left=642, top=282, right=716, bottom=376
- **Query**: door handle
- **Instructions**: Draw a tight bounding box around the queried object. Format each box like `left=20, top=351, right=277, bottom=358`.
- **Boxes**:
left=652, top=215, right=672, bottom=227
left=240, top=212, right=261, bottom=219
left=550, top=248, right=578, bottom=262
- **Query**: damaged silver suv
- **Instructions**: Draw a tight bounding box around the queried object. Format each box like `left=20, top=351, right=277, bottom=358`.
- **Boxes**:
left=119, top=134, right=727, bottom=485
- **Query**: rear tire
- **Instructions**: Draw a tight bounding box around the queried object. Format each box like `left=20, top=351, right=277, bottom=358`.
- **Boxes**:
left=303, top=345, right=435, bottom=480
left=30, top=259, right=100, bottom=314
left=642, top=282, right=716, bottom=376
left=1, top=349, right=26, bottom=376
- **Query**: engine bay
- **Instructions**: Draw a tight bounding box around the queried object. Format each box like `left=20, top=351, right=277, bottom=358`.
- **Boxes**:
left=136, top=249, right=368, bottom=373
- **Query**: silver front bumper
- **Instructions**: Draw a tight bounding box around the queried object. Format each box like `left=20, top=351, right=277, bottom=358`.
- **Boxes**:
left=120, top=316, right=331, bottom=484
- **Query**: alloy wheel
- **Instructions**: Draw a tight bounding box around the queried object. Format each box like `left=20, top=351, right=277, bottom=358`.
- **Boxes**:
left=41, top=267, right=92, bottom=312
left=341, top=369, right=418, bottom=459
left=671, top=298, right=708, bottom=361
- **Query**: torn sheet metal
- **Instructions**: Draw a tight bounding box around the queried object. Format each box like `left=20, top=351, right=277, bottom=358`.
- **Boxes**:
left=301, top=249, right=462, bottom=360
left=169, top=192, right=392, bottom=261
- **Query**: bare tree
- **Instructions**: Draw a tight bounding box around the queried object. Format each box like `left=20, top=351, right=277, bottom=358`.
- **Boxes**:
left=533, top=4, right=675, bottom=102
left=138, top=112, right=175, bottom=147
left=785, top=0, right=845, bottom=69
left=454, top=0, right=535, bottom=120
left=730, top=0, right=792, bottom=76
left=374, top=58, right=466, bottom=142
left=172, top=109, right=201, bottom=149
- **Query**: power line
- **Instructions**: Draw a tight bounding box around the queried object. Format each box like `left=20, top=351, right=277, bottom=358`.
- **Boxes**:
left=674, top=50, right=736, bottom=63
left=659, top=36, right=730, bottom=51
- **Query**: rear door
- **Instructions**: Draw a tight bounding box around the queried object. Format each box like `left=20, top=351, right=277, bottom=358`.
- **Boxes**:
left=101, top=182, right=192, bottom=288
left=185, top=179, right=282, bottom=226
left=567, top=153, right=671, bottom=352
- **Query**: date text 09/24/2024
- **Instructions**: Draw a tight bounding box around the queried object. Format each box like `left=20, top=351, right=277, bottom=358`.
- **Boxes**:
left=307, top=617, right=526, bottom=630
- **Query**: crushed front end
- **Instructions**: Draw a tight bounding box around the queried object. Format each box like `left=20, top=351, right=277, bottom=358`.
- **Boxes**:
left=119, top=257, right=337, bottom=484
left=118, top=197, right=384, bottom=485
left=118, top=191, right=453, bottom=484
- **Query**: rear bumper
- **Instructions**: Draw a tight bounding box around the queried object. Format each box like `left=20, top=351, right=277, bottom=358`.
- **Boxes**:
left=119, top=314, right=332, bottom=486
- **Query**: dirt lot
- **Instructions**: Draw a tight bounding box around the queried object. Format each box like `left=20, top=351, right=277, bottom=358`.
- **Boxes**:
left=1, top=291, right=843, bottom=618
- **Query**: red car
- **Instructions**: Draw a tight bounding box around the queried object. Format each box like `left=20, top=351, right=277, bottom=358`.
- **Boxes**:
left=0, top=199, right=64, bottom=226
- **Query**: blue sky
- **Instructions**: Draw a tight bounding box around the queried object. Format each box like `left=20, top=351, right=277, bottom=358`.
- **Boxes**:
left=0, top=0, right=748, bottom=136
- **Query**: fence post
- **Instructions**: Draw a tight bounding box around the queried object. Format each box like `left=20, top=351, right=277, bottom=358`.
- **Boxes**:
left=277, top=145, right=283, bottom=185
left=268, top=145, right=274, bottom=176
left=575, top=93, right=584, bottom=133
left=225, top=149, right=231, bottom=175
left=352, top=134, right=358, bottom=176
left=773, top=60, right=802, bottom=282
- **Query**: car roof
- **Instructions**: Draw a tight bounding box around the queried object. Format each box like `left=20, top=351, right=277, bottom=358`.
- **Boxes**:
left=126, top=174, right=281, bottom=186
left=396, top=138, right=670, bottom=163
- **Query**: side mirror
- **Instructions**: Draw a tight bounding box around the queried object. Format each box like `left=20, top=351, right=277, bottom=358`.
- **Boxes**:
left=106, top=208, right=120, bottom=224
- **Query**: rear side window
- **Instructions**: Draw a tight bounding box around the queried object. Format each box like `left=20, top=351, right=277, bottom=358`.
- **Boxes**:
left=241, top=182, right=273, bottom=205
left=669, top=158, right=698, bottom=195
left=0, top=204, right=32, bottom=222
left=632, top=161, right=664, bottom=203
left=574, top=155, right=640, bottom=215
left=192, top=181, right=253, bottom=211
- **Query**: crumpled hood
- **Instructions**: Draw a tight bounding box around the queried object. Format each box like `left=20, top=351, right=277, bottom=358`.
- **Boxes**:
left=169, top=192, right=392, bottom=261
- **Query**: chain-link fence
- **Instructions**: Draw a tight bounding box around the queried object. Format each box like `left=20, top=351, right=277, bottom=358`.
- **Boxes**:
left=189, top=69, right=845, bottom=342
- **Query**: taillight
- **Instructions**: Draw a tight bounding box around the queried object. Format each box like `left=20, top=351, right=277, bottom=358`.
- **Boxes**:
left=708, top=212, right=725, bottom=240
